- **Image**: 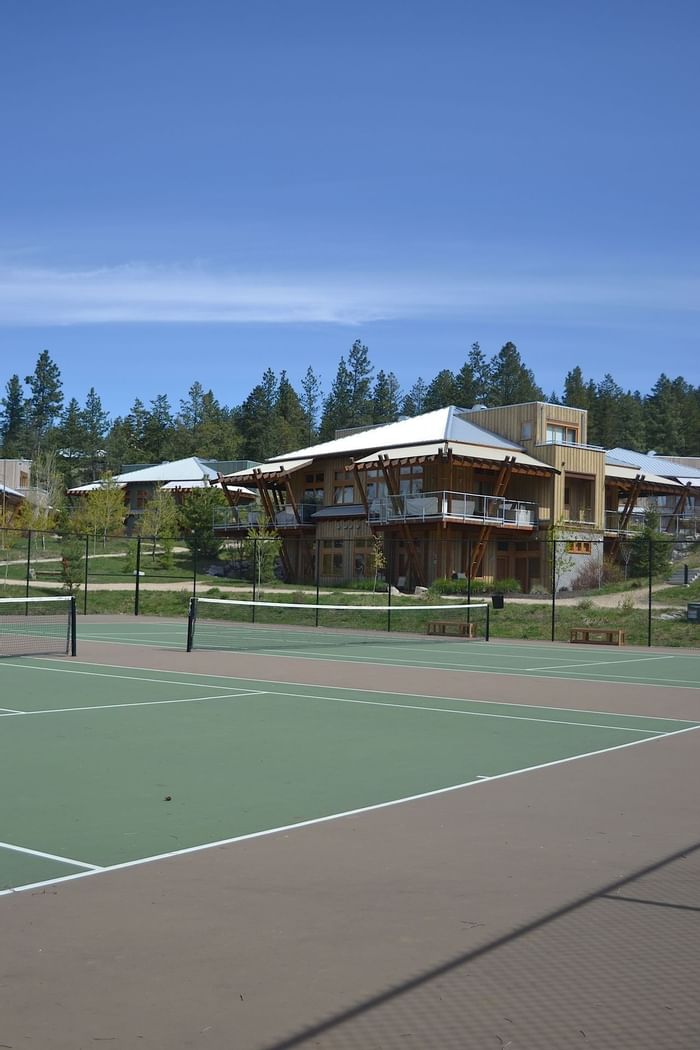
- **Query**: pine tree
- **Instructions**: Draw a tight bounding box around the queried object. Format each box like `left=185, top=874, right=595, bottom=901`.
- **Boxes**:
left=81, top=387, right=110, bottom=480
left=372, top=371, right=401, bottom=424
left=644, top=375, right=685, bottom=455
left=400, top=378, right=428, bottom=417
left=590, top=374, right=624, bottom=448
left=143, top=395, right=174, bottom=462
left=319, top=357, right=354, bottom=439
left=563, top=366, right=591, bottom=411
left=55, top=398, right=87, bottom=487
left=423, top=369, right=458, bottom=411
left=0, top=375, right=26, bottom=455
left=274, top=371, right=308, bottom=452
left=300, top=366, right=323, bottom=445
left=487, top=342, right=543, bottom=406
left=236, top=368, right=279, bottom=460
left=347, top=339, right=374, bottom=426
left=24, top=350, right=63, bottom=449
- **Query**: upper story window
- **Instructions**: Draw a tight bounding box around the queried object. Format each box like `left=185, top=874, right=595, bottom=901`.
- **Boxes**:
left=521, top=421, right=533, bottom=441
left=546, top=423, right=578, bottom=445
left=134, top=488, right=149, bottom=510
left=399, top=465, right=423, bottom=495
left=333, top=471, right=354, bottom=504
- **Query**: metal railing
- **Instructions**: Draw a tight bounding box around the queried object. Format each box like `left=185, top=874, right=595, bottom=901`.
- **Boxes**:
left=213, top=503, right=319, bottom=530
left=369, top=491, right=538, bottom=527
left=605, top=511, right=700, bottom=537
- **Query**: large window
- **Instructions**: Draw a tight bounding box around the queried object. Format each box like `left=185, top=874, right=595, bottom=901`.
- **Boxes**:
left=321, top=539, right=344, bottom=576
left=399, top=465, right=423, bottom=495
left=303, top=472, right=325, bottom=505
left=546, top=423, right=578, bottom=445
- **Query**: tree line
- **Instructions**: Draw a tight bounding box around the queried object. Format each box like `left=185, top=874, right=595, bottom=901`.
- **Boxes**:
left=1, top=342, right=698, bottom=485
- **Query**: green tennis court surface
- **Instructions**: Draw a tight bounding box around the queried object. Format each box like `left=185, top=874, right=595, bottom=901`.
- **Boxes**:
left=76, top=617, right=700, bottom=688
left=2, top=656, right=698, bottom=894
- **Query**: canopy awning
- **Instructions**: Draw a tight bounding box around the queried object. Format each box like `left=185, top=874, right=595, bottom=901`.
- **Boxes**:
left=604, top=465, right=687, bottom=492
left=351, top=441, right=557, bottom=477
left=219, top=459, right=313, bottom=485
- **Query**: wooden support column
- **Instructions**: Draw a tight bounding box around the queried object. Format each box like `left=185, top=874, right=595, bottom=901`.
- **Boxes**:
left=665, top=483, right=691, bottom=532
left=609, top=474, right=644, bottom=557
left=378, top=454, right=425, bottom=587
left=469, top=456, right=515, bottom=577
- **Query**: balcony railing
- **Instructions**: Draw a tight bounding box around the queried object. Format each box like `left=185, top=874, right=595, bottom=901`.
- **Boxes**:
left=605, top=511, right=700, bottom=537
left=213, top=503, right=318, bottom=530
left=369, top=491, right=538, bottom=527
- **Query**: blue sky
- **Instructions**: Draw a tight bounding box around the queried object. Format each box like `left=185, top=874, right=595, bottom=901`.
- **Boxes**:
left=1, top=0, right=697, bottom=416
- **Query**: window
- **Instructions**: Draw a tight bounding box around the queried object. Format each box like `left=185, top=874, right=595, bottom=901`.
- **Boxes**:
left=321, top=539, right=344, bottom=576
left=566, top=541, right=592, bottom=555
left=366, top=469, right=388, bottom=502
left=546, top=424, right=578, bottom=445
left=333, top=471, right=354, bottom=504
left=399, top=465, right=423, bottom=495
left=134, top=488, right=149, bottom=510
left=521, top=421, right=533, bottom=440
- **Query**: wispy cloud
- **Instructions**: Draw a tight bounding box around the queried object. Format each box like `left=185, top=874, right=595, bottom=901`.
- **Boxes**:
left=0, top=262, right=697, bottom=326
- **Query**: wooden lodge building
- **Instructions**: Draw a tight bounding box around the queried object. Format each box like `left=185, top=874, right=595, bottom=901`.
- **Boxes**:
left=215, top=403, right=695, bottom=592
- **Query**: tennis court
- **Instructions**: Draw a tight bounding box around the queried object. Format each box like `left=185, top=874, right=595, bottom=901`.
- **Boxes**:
left=2, top=602, right=700, bottom=1048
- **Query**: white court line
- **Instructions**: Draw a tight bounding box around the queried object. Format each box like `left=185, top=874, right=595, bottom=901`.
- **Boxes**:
left=216, top=643, right=700, bottom=687
left=0, top=840, right=102, bottom=871
left=0, top=707, right=24, bottom=714
left=256, top=689, right=666, bottom=734
left=3, top=723, right=699, bottom=898
left=73, top=626, right=700, bottom=661
left=23, top=657, right=699, bottom=724
left=3, top=662, right=259, bottom=692
left=0, top=687, right=659, bottom=732
left=1, top=692, right=267, bottom=718
left=523, top=655, right=677, bottom=672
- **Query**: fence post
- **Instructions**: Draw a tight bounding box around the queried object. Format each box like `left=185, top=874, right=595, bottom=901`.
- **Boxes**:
left=467, top=539, right=472, bottom=629
left=134, top=536, right=141, bottom=616
left=550, top=536, right=556, bottom=642
left=315, top=538, right=320, bottom=627
left=251, top=539, right=257, bottom=622
left=387, top=556, right=392, bottom=632
left=25, top=529, right=32, bottom=598
left=83, top=534, right=89, bottom=615
left=647, top=537, right=653, bottom=647
left=192, top=545, right=198, bottom=598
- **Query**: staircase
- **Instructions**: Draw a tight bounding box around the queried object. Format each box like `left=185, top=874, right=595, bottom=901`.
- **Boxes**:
left=667, top=565, right=700, bottom=585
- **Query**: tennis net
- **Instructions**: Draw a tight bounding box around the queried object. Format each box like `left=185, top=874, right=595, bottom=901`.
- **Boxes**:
left=186, top=595, right=490, bottom=652
left=0, top=595, right=77, bottom=658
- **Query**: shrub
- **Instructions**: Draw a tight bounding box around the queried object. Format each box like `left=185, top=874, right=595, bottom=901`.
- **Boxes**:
left=429, top=576, right=521, bottom=596
left=571, top=555, right=623, bottom=591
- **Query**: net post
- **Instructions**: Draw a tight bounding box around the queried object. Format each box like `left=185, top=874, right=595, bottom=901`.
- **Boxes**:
left=70, top=596, right=77, bottom=656
left=252, top=539, right=257, bottom=622
left=186, top=596, right=196, bottom=652
left=387, top=570, right=392, bottom=632
left=485, top=601, right=490, bottom=641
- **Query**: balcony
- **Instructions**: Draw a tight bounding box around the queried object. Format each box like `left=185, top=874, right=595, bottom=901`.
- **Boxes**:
left=605, top=510, right=700, bottom=538
left=369, top=490, right=538, bottom=528
left=213, top=503, right=318, bottom=531
left=562, top=506, right=597, bottom=527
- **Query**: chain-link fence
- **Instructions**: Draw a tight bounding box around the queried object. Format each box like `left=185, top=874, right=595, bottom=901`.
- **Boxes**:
left=1, top=527, right=698, bottom=647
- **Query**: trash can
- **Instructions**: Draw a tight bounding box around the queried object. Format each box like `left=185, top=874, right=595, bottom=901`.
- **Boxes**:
left=492, top=594, right=505, bottom=610
left=687, top=602, right=700, bottom=623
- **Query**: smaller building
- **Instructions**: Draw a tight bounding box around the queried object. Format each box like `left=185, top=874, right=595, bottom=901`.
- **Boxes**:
left=68, top=456, right=255, bottom=531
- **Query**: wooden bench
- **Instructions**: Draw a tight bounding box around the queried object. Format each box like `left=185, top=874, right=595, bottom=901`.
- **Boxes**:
left=570, top=627, right=625, bottom=646
left=427, top=620, right=475, bottom=638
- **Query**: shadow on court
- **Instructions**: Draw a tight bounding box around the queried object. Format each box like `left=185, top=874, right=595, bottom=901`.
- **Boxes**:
left=262, top=841, right=700, bottom=1050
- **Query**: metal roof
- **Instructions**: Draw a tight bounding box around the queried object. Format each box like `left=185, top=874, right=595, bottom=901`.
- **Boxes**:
left=604, top=464, right=687, bottom=490
left=606, top=448, right=700, bottom=480
left=252, top=407, right=523, bottom=463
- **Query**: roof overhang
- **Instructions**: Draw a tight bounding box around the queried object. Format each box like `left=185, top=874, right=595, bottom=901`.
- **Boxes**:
left=219, top=459, right=313, bottom=484
left=350, top=441, right=557, bottom=477
left=604, top=465, right=687, bottom=493
left=67, top=481, right=127, bottom=494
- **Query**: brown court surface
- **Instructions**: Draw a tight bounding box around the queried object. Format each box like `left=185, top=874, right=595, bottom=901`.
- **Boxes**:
left=1, top=633, right=699, bottom=1049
